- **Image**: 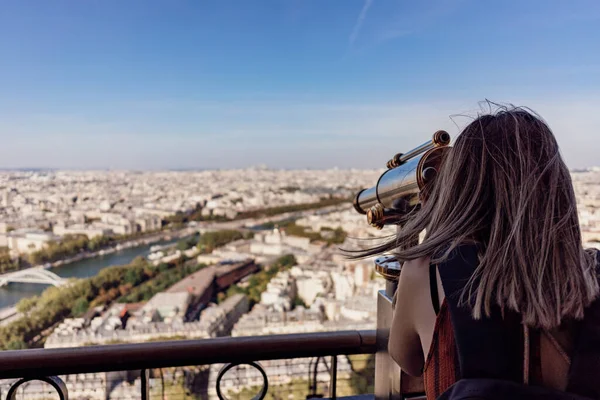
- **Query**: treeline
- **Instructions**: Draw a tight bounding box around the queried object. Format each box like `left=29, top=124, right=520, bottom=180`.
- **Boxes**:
left=175, top=233, right=200, bottom=251
left=175, top=230, right=252, bottom=252
left=29, top=234, right=114, bottom=265
left=197, top=230, right=251, bottom=253
left=255, top=220, right=347, bottom=245
left=164, top=204, right=227, bottom=227
left=23, top=197, right=346, bottom=268
left=234, top=197, right=350, bottom=220
left=284, top=223, right=347, bottom=245
left=2, top=256, right=198, bottom=350
left=28, top=228, right=170, bottom=266
left=226, top=254, right=297, bottom=307
left=118, top=263, right=205, bottom=303
left=165, top=196, right=349, bottom=227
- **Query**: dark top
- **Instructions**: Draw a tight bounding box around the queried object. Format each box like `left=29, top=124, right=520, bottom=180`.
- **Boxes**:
left=423, top=244, right=600, bottom=399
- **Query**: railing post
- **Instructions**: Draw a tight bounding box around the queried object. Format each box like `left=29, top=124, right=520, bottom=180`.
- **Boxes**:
left=330, top=355, right=337, bottom=400
left=140, top=369, right=149, bottom=400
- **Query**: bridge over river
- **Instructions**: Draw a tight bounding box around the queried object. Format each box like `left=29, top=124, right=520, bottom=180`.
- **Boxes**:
left=0, top=267, right=66, bottom=288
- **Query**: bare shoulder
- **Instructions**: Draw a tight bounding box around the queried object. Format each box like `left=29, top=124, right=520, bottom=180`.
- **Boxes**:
left=399, top=256, right=431, bottom=280
left=396, top=256, right=432, bottom=303
left=389, top=255, right=433, bottom=376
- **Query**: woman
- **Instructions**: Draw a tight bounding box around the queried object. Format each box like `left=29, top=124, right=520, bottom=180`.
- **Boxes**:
left=371, top=106, right=599, bottom=398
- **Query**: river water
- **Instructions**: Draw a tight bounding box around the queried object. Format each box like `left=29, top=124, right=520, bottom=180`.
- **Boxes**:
left=0, top=240, right=176, bottom=309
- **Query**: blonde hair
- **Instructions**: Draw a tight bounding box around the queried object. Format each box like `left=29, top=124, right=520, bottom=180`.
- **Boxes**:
left=359, top=104, right=598, bottom=329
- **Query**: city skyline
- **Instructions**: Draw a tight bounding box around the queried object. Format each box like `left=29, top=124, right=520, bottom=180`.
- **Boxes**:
left=1, top=1, right=600, bottom=169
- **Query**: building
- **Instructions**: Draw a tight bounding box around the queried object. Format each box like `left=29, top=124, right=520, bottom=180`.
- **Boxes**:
left=53, top=223, right=112, bottom=239
left=199, top=294, right=249, bottom=337
left=231, top=305, right=325, bottom=336
left=135, top=215, right=162, bottom=232
left=6, top=229, right=58, bottom=255
left=250, top=228, right=310, bottom=257
left=166, top=265, right=217, bottom=315
left=137, top=292, right=191, bottom=324
left=260, top=271, right=297, bottom=312
left=45, top=294, right=251, bottom=349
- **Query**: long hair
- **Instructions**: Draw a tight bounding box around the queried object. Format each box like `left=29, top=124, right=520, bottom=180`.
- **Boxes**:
left=357, top=104, right=598, bottom=329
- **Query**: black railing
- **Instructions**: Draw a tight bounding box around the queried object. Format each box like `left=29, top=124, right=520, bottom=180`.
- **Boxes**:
left=0, top=330, right=376, bottom=400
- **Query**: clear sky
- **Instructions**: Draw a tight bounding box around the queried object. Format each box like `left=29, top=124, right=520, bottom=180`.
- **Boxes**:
left=1, top=0, right=599, bottom=170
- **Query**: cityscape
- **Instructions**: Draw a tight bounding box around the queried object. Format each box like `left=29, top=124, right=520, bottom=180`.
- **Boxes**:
left=1, top=0, right=600, bottom=398
left=0, top=166, right=597, bottom=398
left=0, top=168, right=391, bottom=399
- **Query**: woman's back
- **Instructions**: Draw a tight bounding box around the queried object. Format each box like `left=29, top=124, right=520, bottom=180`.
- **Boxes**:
left=391, top=244, right=598, bottom=399
left=362, top=105, right=600, bottom=398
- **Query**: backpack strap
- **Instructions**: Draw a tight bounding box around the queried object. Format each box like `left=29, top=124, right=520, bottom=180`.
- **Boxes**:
left=436, top=244, right=523, bottom=382
left=566, top=250, right=600, bottom=398
left=429, top=264, right=441, bottom=315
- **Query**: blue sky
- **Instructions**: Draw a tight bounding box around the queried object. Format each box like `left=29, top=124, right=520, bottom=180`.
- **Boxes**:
left=1, top=0, right=599, bottom=169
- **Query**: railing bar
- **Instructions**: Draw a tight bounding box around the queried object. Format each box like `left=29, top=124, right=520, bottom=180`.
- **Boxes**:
left=330, top=355, right=337, bottom=400
left=0, top=330, right=376, bottom=379
left=141, top=368, right=149, bottom=400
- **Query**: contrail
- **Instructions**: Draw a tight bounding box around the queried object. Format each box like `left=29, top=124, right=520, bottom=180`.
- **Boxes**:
left=349, top=0, right=374, bottom=45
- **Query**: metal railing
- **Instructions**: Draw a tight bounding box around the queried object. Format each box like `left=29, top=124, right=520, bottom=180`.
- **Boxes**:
left=0, top=330, right=376, bottom=400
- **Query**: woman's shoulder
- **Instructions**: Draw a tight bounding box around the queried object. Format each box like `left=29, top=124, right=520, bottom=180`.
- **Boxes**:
left=397, top=256, right=431, bottom=284
left=433, top=242, right=482, bottom=296
left=433, top=241, right=481, bottom=266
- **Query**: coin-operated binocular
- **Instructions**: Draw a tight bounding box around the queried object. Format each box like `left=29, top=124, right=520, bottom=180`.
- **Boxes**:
left=353, top=130, right=451, bottom=229
left=360, top=131, right=451, bottom=400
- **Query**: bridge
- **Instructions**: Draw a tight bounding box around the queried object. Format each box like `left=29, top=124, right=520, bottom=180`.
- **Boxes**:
left=0, top=267, right=66, bottom=288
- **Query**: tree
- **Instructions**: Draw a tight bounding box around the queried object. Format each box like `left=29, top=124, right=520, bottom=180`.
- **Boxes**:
left=330, top=227, right=347, bottom=245
left=217, top=292, right=226, bottom=303
left=124, top=267, right=144, bottom=285
left=197, top=230, right=244, bottom=252
left=176, top=236, right=198, bottom=251
left=0, top=248, right=18, bottom=273
left=293, top=296, right=307, bottom=309
left=7, top=340, right=27, bottom=350
left=71, top=298, right=90, bottom=316
left=275, top=254, right=297, bottom=269
left=226, top=285, right=245, bottom=298
left=16, top=296, right=39, bottom=314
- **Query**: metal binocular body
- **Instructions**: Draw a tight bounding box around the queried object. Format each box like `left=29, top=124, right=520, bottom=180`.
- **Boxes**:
left=360, top=131, right=452, bottom=400
left=353, top=130, right=451, bottom=229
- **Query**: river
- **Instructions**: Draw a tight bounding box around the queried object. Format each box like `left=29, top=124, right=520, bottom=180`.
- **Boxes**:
left=0, top=239, right=176, bottom=309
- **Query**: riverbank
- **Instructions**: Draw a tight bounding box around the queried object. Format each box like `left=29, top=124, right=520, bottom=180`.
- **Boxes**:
left=47, top=226, right=196, bottom=270
left=0, top=233, right=192, bottom=309
left=0, top=306, right=17, bottom=327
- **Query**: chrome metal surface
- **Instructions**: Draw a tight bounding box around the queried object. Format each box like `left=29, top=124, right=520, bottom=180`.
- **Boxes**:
left=356, top=147, right=448, bottom=215
left=374, top=255, right=402, bottom=282
left=355, top=155, right=420, bottom=213
left=385, top=131, right=450, bottom=169
left=375, top=290, right=401, bottom=400
left=355, top=131, right=451, bottom=222
left=375, top=290, right=425, bottom=400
